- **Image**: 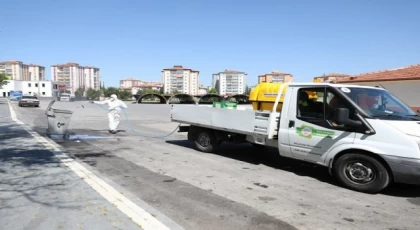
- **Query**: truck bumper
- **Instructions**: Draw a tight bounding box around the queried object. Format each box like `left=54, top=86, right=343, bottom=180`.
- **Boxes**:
left=382, top=155, right=420, bottom=185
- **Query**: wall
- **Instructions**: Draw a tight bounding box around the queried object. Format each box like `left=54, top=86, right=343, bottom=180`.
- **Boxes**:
left=0, top=80, right=58, bottom=98
left=342, top=80, right=420, bottom=108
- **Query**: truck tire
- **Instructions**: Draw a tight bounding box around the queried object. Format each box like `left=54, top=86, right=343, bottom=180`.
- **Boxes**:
left=333, top=153, right=390, bottom=194
left=194, top=128, right=220, bottom=153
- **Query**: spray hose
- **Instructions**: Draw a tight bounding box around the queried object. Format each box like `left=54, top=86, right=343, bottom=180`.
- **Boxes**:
left=93, top=103, right=180, bottom=139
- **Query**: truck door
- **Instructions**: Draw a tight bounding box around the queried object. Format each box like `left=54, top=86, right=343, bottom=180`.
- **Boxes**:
left=287, top=86, right=356, bottom=163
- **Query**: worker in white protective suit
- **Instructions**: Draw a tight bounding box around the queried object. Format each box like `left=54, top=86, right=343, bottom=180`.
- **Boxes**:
left=90, top=94, right=128, bottom=134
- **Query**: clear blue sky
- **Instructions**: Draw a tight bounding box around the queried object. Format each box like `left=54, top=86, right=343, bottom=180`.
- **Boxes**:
left=1, top=0, right=419, bottom=87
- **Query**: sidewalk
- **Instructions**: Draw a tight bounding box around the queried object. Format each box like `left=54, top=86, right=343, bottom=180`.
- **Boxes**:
left=0, top=99, right=143, bottom=230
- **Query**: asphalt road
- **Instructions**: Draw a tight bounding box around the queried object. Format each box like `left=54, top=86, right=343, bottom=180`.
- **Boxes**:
left=0, top=99, right=144, bottom=230
left=8, top=99, right=420, bottom=230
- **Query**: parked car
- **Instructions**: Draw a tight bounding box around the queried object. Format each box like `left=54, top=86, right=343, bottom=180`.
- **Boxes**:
left=18, top=96, right=40, bottom=107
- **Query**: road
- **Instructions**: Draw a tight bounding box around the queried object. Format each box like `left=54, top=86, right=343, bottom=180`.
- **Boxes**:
left=4, top=98, right=420, bottom=230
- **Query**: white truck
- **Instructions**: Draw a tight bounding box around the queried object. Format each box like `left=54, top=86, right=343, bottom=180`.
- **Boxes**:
left=60, top=93, right=74, bottom=102
left=171, top=83, right=420, bottom=193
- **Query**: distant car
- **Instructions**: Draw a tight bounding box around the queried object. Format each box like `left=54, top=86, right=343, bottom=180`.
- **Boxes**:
left=18, top=96, right=40, bottom=107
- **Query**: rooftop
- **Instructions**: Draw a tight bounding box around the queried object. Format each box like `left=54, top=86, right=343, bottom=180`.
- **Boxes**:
left=51, top=62, right=98, bottom=69
left=162, top=65, right=199, bottom=72
left=51, top=62, right=80, bottom=67
left=336, top=64, right=420, bottom=83
left=0, top=60, right=45, bottom=68
left=215, top=69, right=246, bottom=74
left=259, top=70, right=292, bottom=77
left=314, top=72, right=351, bottom=79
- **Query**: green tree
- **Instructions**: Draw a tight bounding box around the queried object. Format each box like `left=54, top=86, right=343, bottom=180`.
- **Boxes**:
left=172, top=89, right=181, bottom=94
left=245, top=85, right=251, bottom=95
left=136, top=89, right=144, bottom=95
left=86, top=88, right=101, bottom=100
left=0, top=73, right=9, bottom=88
left=103, top=87, right=119, bottom=97
left=159, top=87, right=164, bottom=94
left=75, top=88, right=85, bottom=97
left=208, top=88, right=218, bottom=94
left=144, top=87, right=154, bottom=94
left=118, top=89, right=131, bottom=100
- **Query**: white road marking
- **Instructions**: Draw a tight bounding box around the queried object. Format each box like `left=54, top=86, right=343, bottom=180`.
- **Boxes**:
left=7, top=100, right=174, bottom=230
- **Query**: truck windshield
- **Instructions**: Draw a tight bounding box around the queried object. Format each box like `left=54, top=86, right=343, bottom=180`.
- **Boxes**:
left=340, top=87, right=417, bottom=118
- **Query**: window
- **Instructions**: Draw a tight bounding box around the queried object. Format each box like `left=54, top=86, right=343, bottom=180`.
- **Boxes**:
left=341, top=87, right=416, bottom=117
left=42, top=92, right=46, bottom=95
left=28, top=83, right=31, bottom=87
left=297, top=87, right=355, bottom=130
left=35, top=83, right=38, bottom=87
left=42, top=83, right=45, bottom=87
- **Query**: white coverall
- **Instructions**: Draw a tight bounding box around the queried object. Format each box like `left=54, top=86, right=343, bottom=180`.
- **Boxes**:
left=93, top=97, right=128, bottom=131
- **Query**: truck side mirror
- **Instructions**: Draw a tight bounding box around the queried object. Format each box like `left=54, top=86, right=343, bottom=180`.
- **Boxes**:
left=334, top=108, right=363, bottom=127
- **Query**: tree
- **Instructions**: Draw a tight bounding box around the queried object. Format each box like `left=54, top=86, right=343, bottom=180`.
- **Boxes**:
left=86, top=88, right=101, bottom=100
left=159, top=87, right=164, bottom=94
left=118, top=90, right=131, bottom=100
left=144, top=87, right=154, bottom=94
left=245, top=85, right=252, bottom=95
left=136, top=89, right=144, bottom=95
left=75, top=88, right=85, bottom=97
left=208, top=88, right=218, bottom=95
left=0, top=73, right=9, bottom=88
left=103, top=87, right=119, bottom=97
left=172, top=89, right=181, bottom=95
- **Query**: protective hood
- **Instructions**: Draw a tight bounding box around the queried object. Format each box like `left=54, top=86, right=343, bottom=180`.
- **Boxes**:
left=384, top=120, right=420, bottom=138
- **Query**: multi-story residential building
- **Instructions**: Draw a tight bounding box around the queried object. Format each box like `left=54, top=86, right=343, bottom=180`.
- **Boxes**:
left=258, top=70, right=293, bottom=84
left=51, top=62, right=100, bottom=95
left=120, top=78, right=163, bottom=95
left=0, top=60, right=46, bottom=81
left=84, top=66, right=100, bottom=90
left=28, top=65, right=46, bottom=81
left=162, top=65, right=199, bottom=95
left=212, top=69, right=247, bottom=95
left=313, top=73, right=350, bottom=83
left=198, top=85, right=208, bottom=95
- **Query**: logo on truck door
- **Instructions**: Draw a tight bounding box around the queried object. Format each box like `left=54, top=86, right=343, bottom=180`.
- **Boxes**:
left=296, top=124, right=335, bottom=139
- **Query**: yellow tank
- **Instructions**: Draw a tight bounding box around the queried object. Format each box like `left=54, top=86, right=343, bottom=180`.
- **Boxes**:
left=249, top=83, right=288, bottom=112
left=249, top=83, right=318, bottom=112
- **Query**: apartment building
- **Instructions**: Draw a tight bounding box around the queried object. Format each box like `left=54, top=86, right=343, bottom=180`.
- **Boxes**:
left=258, top=70, right=293, bottom=84
left=212, top=69, right=247, bottom=96
left=198, top=85, right=208, bottom=95
left=0, top=60, right=46, bottom=81
left=51, top=62, right=100, bottom=95
left=313, top=73, right=350, bottom=83
left=120, top=78, right=163, bottom=95
left=162, top=65, right=199, bottom=94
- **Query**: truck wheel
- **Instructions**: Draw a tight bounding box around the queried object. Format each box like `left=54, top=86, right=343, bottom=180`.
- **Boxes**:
left=194, top=129, right=219, bottom=153
left=333, top=153, right=390, bottom=193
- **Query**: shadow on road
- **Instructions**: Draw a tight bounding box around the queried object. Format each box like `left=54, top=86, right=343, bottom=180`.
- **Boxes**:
left=166, top=140, right=420, bottom=197
left=0, top=123, right=92, bottom=211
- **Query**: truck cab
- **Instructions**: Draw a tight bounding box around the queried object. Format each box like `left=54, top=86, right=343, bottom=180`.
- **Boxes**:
left=171, top=83, right=420, bottom=193
left=278, top=83, right=420, bottom=193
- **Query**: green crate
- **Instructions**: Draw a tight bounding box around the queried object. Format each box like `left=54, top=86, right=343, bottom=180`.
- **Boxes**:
left=212, top=102, right=237, bottom=109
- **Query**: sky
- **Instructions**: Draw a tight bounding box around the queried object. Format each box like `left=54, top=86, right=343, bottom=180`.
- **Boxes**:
left=1, top=0, right=419, bottom=87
